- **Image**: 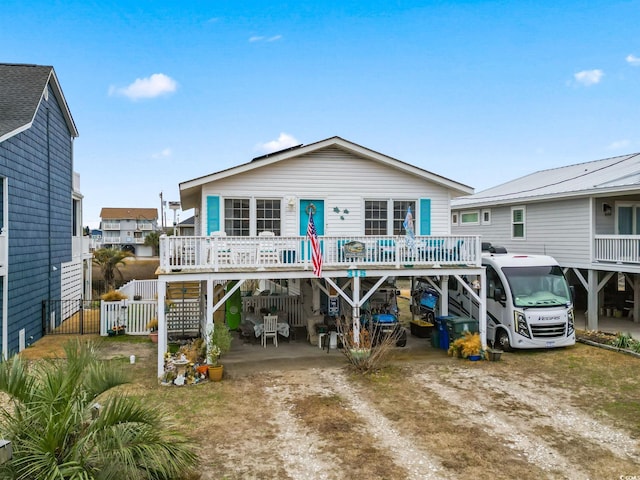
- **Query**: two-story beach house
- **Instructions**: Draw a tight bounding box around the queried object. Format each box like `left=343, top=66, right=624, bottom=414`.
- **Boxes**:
left=451, top=153, right=640, bottom=331
left=0, top=63, right=90, bottom=357
left=154, top=136, right=486, bottom=375
left=100, top=207, right=159, bottom=257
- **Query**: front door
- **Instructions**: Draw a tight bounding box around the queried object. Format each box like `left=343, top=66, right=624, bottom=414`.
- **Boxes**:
left=299, top=199, right=324, bottom=261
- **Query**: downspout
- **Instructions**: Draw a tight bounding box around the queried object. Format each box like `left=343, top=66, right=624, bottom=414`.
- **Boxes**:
left=47, top=108, right=52, bottom=307
left=2, top=178, right=8, bottom=360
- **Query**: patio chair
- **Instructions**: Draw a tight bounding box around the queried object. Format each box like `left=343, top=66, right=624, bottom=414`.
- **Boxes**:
left=262, top=314, right=278, bottom=347
left=257, top=231, right=280, bottom=266
left=207, top=231, right=233, bottom=266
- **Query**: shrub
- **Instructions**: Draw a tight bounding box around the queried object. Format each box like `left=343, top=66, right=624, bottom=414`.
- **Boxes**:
left=448, top=331, right=482, bottom=358
left=337, top=316, right=400, bottom=374
left=101, top=290, right=127, bottom=301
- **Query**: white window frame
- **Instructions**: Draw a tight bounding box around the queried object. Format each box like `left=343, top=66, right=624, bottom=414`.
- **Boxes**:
left=460, top=210, right=480, bottom=226
left=511, top=206, right=526, bottom=239
left=481, top=209, right=491, bottom=225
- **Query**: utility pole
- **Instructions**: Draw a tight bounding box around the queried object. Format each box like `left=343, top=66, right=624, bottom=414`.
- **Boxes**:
left=159, top=192, right=165, bottom=231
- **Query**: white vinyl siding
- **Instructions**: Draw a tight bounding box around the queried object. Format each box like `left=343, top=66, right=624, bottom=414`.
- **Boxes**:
left=452, top=197, right=592, bottom=267
left=201, top=146, right=453, bottom=237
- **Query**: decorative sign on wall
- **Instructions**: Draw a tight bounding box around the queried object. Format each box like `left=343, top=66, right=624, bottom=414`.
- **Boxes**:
left=333, top=206, right=350, bottom=220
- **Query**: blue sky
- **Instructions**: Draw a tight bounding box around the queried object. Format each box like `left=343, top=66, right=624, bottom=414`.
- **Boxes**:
left=2, top=1, right=639, bottom=228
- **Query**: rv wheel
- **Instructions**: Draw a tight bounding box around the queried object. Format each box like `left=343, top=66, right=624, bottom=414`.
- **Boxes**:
left=496, top=330, right=512, bottom=352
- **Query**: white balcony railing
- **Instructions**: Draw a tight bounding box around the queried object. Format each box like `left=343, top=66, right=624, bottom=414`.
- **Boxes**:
left=594, top=235, right=640, bottom=264
left=103, top=236, right=121, bottom=244
left=102, top=223, right=121, bottom=230
left=136, top=224, right=153, bottom=230
left=159, top=234, right=481, bottom=273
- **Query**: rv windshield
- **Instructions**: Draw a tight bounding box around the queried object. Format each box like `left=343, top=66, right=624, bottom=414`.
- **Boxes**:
left=502, top=265, right=571, bottom=308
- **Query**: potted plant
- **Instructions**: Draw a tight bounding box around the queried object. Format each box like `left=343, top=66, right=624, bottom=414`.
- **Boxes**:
left=448, top=331, right=483, bottom=360
left=207, top=344, right=223, bottom=381
left=146, top=318, right=158, bottom=343
left=206, top=320, right=232, bottom=381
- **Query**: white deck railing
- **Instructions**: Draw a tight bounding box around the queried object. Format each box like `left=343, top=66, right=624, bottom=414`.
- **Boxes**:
left=118, top=279, right=158, bottom=300
left=159, top=234, right=481, bottom=272
left=594, top=235, right=640, bottom=264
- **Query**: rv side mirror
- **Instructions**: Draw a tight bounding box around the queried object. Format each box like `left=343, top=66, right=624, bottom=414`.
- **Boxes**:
left=570, top=285, right=575, bottom=303
left=493, top=287, right=506, bottom=303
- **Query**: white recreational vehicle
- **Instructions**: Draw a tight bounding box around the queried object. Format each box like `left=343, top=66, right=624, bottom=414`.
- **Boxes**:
left=447, top=247, right=575, bottom=350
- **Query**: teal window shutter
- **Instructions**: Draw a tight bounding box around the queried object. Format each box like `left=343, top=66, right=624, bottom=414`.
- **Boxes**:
left=419, top=198, right=431, bottom=235
left=207, top=196, right=220, bottom=234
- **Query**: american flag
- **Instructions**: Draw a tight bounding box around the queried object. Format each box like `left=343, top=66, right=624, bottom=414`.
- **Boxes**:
left=307, top=212, right=323, bottom=277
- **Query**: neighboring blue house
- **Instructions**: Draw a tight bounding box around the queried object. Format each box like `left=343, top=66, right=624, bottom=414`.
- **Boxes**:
left=0, top=63, right=87, bottom=358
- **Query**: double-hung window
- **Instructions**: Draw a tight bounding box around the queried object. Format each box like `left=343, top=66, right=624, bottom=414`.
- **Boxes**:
left=393, top=200, right=416, bottom=235
left=511, top=206, right=525, bottom=239
left=365, top=200, right=388, bottom=235
left=224, top=199, right=250, bottom=236
left=256, top=199, right=281, bottom=235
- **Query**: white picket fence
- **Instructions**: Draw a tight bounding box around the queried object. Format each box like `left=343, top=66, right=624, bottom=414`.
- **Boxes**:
left=117, top=279, right=158, bottom=300
left=100, top=300, right=157, bottom=336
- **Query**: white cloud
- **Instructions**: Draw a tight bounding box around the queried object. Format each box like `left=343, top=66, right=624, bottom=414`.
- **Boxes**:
left=608, top=139, right=630, bottom=150
left=255, top=133, right=300, bottom=153
left=626, top=54, right=640, bottom=66
left=109, top=73, right=178, bottom=100
left=152, top=148, right=172, bottom=159
left=249, top=35, right=282, bottom=43
left=573, top=69, right=604, bottom=86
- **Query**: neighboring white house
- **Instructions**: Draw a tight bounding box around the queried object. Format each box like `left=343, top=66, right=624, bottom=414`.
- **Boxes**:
left=154, top=136, right=487, bottom=375
left=451, top=152, right=640, bottom=331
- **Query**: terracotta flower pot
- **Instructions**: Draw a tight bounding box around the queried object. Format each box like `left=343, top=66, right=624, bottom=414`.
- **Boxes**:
left=149, top=332, right=158, bottom=343
left=208, top=364, right=223, bottom=381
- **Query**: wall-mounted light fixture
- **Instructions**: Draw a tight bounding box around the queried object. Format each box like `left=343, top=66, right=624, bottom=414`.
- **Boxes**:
left=603, top=203, right=612, bottom=216
left=287, top=197, right=296, bottom=208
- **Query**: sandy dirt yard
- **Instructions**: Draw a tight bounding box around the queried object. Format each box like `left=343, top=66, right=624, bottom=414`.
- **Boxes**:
left=17, top=337, right=640, bottom=480
left=201, top=362, right=639, bottom=480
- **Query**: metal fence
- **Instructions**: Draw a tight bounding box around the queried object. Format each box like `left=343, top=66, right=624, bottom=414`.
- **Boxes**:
left=42, top=299, right=101, bottom=335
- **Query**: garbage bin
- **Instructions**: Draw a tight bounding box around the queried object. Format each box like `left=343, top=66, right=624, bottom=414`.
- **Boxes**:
left=430, top=328, right=439, bottom=348
left=445, top=316, right=479, bottom=341
left=436, top=315, right=456, bottom=350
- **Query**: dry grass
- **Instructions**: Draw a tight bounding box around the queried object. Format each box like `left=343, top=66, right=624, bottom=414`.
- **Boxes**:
left=23, top=279, right=640, bottom=478
left=92, top=257, right=159, bottom=283
left=19, top=335, right=640, bottom=480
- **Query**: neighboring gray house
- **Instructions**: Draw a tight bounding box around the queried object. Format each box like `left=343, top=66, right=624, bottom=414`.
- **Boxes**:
left=451, top=152, right=640, bottom=331
left=176, top=215, right=195, bottom=236
left=100, top=207, right=159, bottom=257
left=0, top=63, right=90, bottom=357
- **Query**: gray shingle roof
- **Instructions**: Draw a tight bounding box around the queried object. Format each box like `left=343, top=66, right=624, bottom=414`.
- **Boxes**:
left=0, top=63, right=78, bottom=140
left=452, top=152, right=640, bottom=207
